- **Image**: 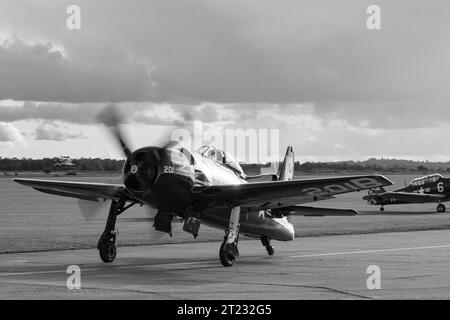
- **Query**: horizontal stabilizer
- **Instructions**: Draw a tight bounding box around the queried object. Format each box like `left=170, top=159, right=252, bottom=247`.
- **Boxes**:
left=285, top=205, right=358, bottom=216
left=246, top=173, right=278, bottom=182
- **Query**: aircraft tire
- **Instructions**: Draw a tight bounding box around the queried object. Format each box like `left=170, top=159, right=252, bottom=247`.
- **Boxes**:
left=380, top=207, right=385, bottom=212
left=437, top=204, right=446, bottom=213
left=219, top=242, right=234, bottom=267
left=99, top=240, right=117, bottom=263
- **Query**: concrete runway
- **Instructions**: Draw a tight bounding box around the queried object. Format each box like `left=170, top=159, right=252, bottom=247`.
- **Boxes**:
left=1, top=229, right=450, bottom=299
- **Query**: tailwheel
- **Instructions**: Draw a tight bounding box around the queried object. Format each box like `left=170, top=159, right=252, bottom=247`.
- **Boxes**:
left=261, top=236, right=275, bottom=256
left=437, top=203, right=446, bottom=213
left=380, top=206, right=385, bottom=212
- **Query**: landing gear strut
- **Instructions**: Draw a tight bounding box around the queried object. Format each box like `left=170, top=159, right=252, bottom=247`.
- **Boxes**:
left=261, top=236, right=275, bottom=256
left=437, top=203, right=446, bottom=213
left=219, top=206, right=240, bottom=267
left=97, top=197, right=134, bottom=263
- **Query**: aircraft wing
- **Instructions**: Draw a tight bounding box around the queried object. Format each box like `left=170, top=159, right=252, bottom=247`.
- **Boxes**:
left=373, top=191, right=447, bottom=203
left=193, top=174, right=392, bottom=210
left=13, top=178, right=130, bottom=202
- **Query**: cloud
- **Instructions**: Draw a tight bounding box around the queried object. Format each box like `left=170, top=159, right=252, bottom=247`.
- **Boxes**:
left=0, top=122, right=25, bottom=145
left=312, top=99, right=450, bottom=130
left=34, top=121, right=86, bottom=141
left=0, top=102, right=158, bottom=124
left=0, top=38, right=157, bottom=103
left=1, top=1, right=450, bottom=159
left=0, top=101, right=101, bottom=123
left=1, top=0, right=448, bottom=131
left=0, top=101, right=229, bottom=126
left=0, top=1, right=448, bottom=105
left=211, top=106, right=450, bottom=162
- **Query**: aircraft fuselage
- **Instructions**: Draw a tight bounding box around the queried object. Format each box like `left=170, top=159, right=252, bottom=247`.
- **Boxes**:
left=125, top=147, right=295, bottom=241
left=364, top=174, right=450, bottom=209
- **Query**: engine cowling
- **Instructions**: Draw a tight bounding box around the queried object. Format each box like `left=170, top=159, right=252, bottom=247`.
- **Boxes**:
left=122, top=147, right=196, bottom=211
left=123, top=148, right=159, bottom=193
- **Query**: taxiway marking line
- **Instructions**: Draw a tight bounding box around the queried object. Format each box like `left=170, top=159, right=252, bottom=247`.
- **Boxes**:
left=289, top=244, right=450, bottom=258
left=0, top=261, right=209, bottom=277
left=0, top=267, right=101, bottom=277
left=0, top=260, right=28, bottom=264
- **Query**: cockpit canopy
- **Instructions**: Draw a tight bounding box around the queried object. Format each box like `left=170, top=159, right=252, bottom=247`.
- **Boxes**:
left=196, top=146, right=245, bottom=176
left=409, top=174, right=442, bottom=187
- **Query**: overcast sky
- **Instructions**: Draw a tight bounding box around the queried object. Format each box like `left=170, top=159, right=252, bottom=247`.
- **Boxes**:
left=0, top=0, right=449, bottom=162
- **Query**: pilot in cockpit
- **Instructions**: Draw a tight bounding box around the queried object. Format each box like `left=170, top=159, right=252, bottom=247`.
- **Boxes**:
left=197, top=146, right=245, bottom=178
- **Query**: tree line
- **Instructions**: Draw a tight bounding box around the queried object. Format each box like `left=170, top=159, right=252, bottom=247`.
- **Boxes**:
left=0, top=158, right=125, bottom=172
left=1, top=157, right=450, bottom=174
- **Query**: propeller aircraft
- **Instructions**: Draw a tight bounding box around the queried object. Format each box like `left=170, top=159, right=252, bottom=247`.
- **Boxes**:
left=14, top=107, right=393, bottom=266
left=363, top=173, right=450, bottom=213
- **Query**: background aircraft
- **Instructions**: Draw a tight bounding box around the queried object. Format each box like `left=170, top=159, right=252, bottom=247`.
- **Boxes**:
left=363, top=173, right=450, bottom=212
left=13, top=107, right=392, bottom=266
left=53, top=156, right=77, bottom=168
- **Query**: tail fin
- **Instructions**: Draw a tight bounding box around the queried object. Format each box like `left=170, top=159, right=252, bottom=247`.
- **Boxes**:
left=249, top=146, right=294, bottom=182
left=278, top=146, right=294, bottom=181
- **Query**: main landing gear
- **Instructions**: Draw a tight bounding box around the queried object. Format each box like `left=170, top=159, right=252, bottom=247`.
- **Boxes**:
left=380, top=206, right=385, bottom=212
left=437, top=203, right=446, bottom=213
left=97, top=197, right=135, bottom=263
left=261, top=236, right=275, bottom=256
left=219, top=206, right=240, bottom=267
